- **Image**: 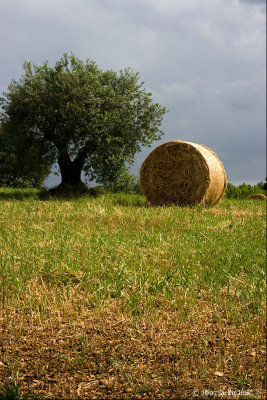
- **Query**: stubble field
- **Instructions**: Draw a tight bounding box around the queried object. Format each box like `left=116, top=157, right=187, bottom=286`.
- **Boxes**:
left=0, top=188, right=266, bottom=399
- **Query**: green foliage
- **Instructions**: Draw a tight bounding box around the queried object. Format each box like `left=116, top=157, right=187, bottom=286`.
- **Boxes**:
left=104, top=167, right=141, bottom=194
left=0, top=53, right=167, bottom=190
left=2, top=177, right=34, bottom=189
left=226, top=182, right=266, bottom=199
left=87, top=185, right=106, bottom=196
left=0, top=125, right=52, bottom=188
left=257, top=177, right=267, bottom=191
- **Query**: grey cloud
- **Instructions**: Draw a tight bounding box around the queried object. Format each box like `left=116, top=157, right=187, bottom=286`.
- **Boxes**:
left=0, top=0, right=265, bottom=186
left=239, top=0, right=266, bottom=4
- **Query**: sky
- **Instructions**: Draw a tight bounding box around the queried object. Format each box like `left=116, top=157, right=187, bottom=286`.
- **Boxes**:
left=0, top=0, right=266, bottom=187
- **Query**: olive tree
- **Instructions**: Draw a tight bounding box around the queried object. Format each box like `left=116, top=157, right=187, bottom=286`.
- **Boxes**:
left=0, top=54, right=166, bottom=192
left=0, top=124, right=52, bottom=188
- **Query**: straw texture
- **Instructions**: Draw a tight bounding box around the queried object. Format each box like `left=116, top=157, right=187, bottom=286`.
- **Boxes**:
left=140, top=141, right=227, bottom=206
left=247, top=194, right=266, bottom=200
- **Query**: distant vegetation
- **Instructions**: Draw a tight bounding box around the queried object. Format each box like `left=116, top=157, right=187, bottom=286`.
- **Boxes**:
left=105, top=177, right=267, bottom=199
left=103, top=168, right=141, bottom=194
left=226, top=181, right=266, bottom=199
left=1, top=172, right=266, bottom=201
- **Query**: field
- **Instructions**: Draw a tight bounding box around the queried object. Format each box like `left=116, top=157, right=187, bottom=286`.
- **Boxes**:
left=0, top=188, right=266, bottom=399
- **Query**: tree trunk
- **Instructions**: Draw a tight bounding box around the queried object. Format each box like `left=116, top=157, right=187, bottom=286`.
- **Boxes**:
left=59, top=159, right=81, bottom=186
left=52, top=152, right=87, bottom=193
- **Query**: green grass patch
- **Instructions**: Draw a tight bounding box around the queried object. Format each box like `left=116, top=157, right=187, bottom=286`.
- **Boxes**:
left=0, top=188, right=265, bottom=399
left=0, top=189, right=265, bottom=323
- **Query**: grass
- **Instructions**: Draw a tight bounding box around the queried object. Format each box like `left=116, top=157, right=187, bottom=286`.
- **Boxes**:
left=0, top=371, right=50, bottom=399
left=0, top=188, right=266, bottom=399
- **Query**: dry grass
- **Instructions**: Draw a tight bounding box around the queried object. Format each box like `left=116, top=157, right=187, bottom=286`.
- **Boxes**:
left=0, top=190, right=266, bottom=399
left=0, top=299, right=265, bottom=399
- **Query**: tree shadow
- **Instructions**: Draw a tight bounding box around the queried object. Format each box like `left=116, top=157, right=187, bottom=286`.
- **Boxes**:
left=0, top=190, right=39, bottom=201
left=0, top=187, right=150, bottom=207
left=38, top=186, right=104, bottom=201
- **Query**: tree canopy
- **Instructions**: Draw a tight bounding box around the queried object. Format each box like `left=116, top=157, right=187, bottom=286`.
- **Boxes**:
left=0, top=54, right=166, bottom=192
left=0, top=124, right=51, bottom=188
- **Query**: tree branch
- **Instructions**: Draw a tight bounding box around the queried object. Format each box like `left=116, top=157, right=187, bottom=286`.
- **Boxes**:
left=74, top=139, right=96, bottom=167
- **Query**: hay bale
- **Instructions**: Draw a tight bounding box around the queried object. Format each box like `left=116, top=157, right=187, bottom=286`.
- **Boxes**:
left=247, top=194, right=266, bottom=200
left=140, top=140, right=227, bottom=206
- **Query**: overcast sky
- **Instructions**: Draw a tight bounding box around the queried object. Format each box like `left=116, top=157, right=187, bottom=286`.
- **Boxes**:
left=0, top=0, right=266, bottom=186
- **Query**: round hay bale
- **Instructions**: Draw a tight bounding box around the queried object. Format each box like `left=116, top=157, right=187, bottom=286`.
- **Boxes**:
left=247, top=194, right=266, bottom=200
left=140, top=140, right=227, bottom=206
